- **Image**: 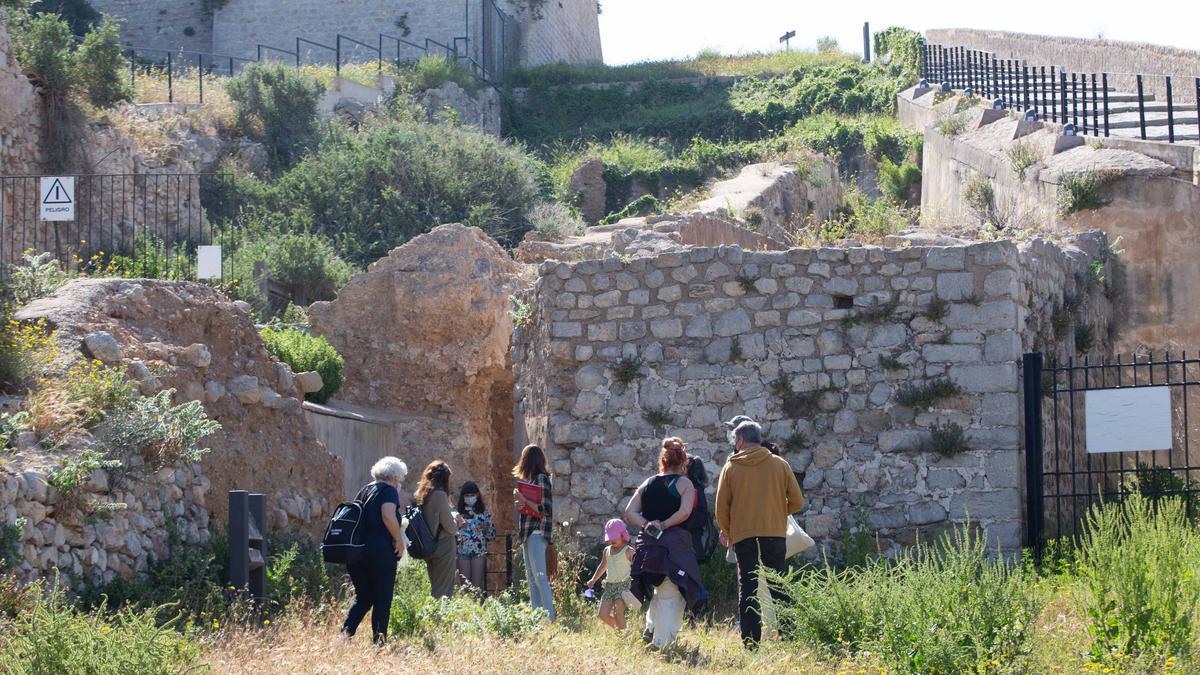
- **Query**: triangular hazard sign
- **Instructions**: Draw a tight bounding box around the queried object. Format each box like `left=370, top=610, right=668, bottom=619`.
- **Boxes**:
left=43, top=178, right=72, bottom=205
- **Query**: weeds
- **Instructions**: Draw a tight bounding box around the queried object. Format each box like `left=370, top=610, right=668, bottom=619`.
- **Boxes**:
left=929, top=421, right=969, bottom=456
left=879, top=354, right=905, bottom=371
left=923, top=297, right=949, bottom=323
left=735, top=273, right=757, bottom=294
left=509, top=295, right=531, bottom=328
left=895, top=378, right=962, bottom=410
left=729, top=339, right=744, bottom=362
left=1075, top=323, right=1096, bottom=354
left=528, top=203, right=584, bottom=240
left=771, top=378, right=823, bottom=419
left=642, top=406, right=672, bottom=429
left=611, top=356, right=644, bottom=386
left=783, top=430, right=809, bottom=452
left=1057, top=169, right=1117, bottom=216
left=937, top=111, right=968, bottom=137
left=101, top=389, right=221, bottom=469
left=1007, top=141, right=1041, bottom=179
left=963, top=174, right=994, bottom=217
left=841, top=300, right=898, bottom=326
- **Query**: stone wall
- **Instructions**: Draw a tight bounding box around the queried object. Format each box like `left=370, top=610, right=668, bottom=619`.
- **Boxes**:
left=0, top=19, right=43, bottom=175
left=310, top=224, right=527, bottom=533
left=906, top=88, right=1200, bottom=350
left=89, top=0, right=213, bottom=53
left=0, top=460, right=209, bottom=586
left=14, top=280, right=344, bottom=533
left=925, top=28, right=1200, bottom=104
left=503, top=0, right=602, bottom=66
left=512, top=238, right=1108, bottom=555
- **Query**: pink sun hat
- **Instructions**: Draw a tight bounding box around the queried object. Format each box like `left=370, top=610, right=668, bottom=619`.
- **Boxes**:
left=604, top=518, right=629, bottom=544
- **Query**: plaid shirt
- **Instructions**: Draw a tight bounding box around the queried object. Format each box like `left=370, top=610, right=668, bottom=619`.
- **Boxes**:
left=517, top=473, right=553, bottom=544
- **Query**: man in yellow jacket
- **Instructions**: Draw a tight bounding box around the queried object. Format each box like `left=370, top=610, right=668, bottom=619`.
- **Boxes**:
left=715, top=419, right=804, bottom=647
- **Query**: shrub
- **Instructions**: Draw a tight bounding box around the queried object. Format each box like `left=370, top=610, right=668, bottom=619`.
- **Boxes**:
left=896, top=378, right=962, bottom=410
left=923, top=297, right=949, bottom=323
left=30, top=0, right=99, bottom=35
left=802, top=186, right=913, bottom=245
left=1075, top=323, right=1096, bottom=354
left=1007, top=141, right=1040, bottom=179
left=72, top=18, right=133, bottom=108
left=642, top=406, right=672, bottom=429
left=509, top=295, right=531, bottom=328
left=226, top=62, right=323, bottom=172
left=599, top=194, right=664, bottom=225
left=528, top=202, right=584, bottom=239
left=230, top=227, right=356, bottom=309
left=27, top=358, right=137, bottom=441
left=101, top=389, right=221, bottom=468
left=874, top=26, right=924, bottom=85
left=937, top=111, right=968, bottom=137
left=774, top=524, right=1041, bottom=673
left=400, top=54, right=477, bottom=94
left=3, top=251, right=70, bottom=306
left=929, top=421, right=969, bottom=456
left=0, top=581, right=198, bottom=674
left=0, top=518, right=27, bottom=572
left=1058, top=169, right=1115, bottom=216
left=730, top=61, right=898, bottom=134
left=259, top=327, right=344, bottom=404
left=246, top=118, right=541, bottom=265
left=877, top=157, right=921, bottom=205
left=106, top=236, right=192, bottom=281
left=46, top=448, right=121, bottom=515
left=611, top=356, right=643, bottom=385
left=1077, top=494, right=1200, bottom=664
left=816, top=36, right=839, bottom=54
left=0, top=318, right=56, bottom=395
left=963, top=174, right=994, bottom=216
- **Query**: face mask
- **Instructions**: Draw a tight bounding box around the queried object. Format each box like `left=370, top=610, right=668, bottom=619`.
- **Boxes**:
left=726, top=430, right=736, bottom=446
left=464, top=495, right=478, bottom=507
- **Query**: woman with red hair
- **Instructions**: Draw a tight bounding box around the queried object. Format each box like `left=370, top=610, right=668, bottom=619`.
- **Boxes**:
left=624, top=437, right=704, bottom=648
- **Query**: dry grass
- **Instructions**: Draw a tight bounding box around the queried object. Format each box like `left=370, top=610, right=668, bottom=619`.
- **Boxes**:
left=197, top=603, right=880, bottom=674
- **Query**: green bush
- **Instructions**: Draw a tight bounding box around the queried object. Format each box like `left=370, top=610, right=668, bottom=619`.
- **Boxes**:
left=1057, top=169, right=1115, bottom=216
left=72, top=18, right=132, bottom=108
left=10, top=11, right=75, bottom=92
left=599, top=194, right=663, bottom=225
left=774, top=524, right=1041, bottom=673
left=873, top=26, right=924, bottom=85
left=259, top=327, right=344, bottom=404
left=399, top=54, right=477, bottom=94
left=242, top=118, right=541, bottom=265
left=230, top=227, right=356, bottom=309
left=3, top=251, right=70, bottom=307
left=0, top=580, right=198, bottom=674
left=1077, top=494, right=1200, bottom=664
left=877, top=157, right=921, bottom=205
left=29, top=0, right=99, bottom=35
left=101, top=389, right=221, bottom=469
left=528, top=202, right=584, bottom=239
left=388, top=563, right=545, bottom=640
left=226, top=63, right=324, bottom=172
left=729, top=61, right=898, bottom=135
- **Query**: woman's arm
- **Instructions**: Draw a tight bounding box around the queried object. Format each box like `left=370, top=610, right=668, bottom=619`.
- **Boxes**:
left=585, top=551, right=608, bottom=588
left=382, top=502, right=403, bottom=557
left=625, top=545, right=634, bottom=562
left=659, top=477, right=695, bottom=529
left=624, top=484, right=647, bottom=529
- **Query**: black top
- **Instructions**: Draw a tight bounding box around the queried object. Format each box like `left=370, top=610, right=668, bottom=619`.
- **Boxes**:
left=355, top=481, right=399, bottom=549
left=641, top=474, right=684, bottom=523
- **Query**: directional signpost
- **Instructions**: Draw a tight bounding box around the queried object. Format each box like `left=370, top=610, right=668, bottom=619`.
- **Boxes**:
left=779, top=30, right=796, bottom=51
left=39, top=177, right=74, bottom=221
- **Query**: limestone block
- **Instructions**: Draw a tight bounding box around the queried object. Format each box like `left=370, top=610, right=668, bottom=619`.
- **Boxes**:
left=83, top=332, right=123, bottom=364
left=228, top=375, right=262, bottom=404
left=180, top=343, right=212, bottom=368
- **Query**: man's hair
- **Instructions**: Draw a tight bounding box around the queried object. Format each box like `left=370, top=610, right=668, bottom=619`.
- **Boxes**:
left=733, top=420, right=762, bottom=446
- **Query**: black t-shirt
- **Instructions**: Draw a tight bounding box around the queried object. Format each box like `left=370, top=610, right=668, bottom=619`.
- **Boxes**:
left=642, top=474, right=684, bottom=523
left=355, top=481, right=399, bottom=548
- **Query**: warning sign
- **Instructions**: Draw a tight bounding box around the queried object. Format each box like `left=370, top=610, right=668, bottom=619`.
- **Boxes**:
left=40, top=177, right=74, bottom=221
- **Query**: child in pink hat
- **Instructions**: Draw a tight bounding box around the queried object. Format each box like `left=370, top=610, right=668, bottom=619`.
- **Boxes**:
left=585, top=518, right=636, bottom=630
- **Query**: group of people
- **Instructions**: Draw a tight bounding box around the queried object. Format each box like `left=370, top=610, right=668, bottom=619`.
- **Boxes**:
left=338, top=416, right=803, bottom=650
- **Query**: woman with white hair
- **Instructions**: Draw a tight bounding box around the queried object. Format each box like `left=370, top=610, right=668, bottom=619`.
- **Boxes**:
left=340, top=455, right=407, bottom=644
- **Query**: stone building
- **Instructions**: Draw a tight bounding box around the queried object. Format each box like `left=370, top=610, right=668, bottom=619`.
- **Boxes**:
left=88, top=0, right=602, bottom=71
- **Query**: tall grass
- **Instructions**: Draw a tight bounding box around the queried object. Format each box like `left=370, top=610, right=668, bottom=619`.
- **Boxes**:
left=1077, top=493, right=1200, bottom=665
left=772, top=525, right=1041, bottom=673
left=506, top=50, right=852, bottom=87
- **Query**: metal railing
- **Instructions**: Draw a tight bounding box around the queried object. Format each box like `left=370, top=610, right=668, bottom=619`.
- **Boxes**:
left=0, top=173, right=243, bottom=280
left=920, top=41, right=1200, bottom=145
left=124, top=1, right=517, bottom=104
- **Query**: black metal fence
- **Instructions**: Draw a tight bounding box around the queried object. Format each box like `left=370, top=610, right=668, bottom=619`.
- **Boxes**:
left=0, top=173, right=242, bottom=280
left=125, top=0, right=518, bottom=104
left=921, top=41, right=1200, bottom=144
left=1023, top=352, right=1200, bottom=550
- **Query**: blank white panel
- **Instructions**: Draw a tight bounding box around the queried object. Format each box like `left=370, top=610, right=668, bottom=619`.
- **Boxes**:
left=1085, top=386, right=1172, bottom=454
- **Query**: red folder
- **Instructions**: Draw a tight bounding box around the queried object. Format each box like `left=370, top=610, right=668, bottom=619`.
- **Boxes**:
left=516, top=480, right=543, bottom=517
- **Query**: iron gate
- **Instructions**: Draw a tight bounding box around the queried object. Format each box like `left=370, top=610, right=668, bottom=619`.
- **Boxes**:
left=0, top=173, right=242, bottom=280
left=1023, top=352, right=1200, bottom=550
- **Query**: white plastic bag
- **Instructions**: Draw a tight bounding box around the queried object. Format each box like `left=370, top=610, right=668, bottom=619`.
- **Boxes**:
left=397, top=515, right=414, bottom=566
left=785, top=514, right=816, bottom=558
left=722, top=516, right=815, bottom=562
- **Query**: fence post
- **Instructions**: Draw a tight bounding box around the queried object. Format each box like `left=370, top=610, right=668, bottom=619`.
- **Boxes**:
left=505, top=533, right=513, bottom=589
left=336, top=35, right=342, bottom=78
left=167, top=51, right=173, bottom=103
left=1060, top=69, right=1068, bottom=127
left=295, top=37, right=301, bottom=69
left=198, top=53, right=204, bottom=105
left=1103, top=73, right=1110, bottom=136
left=1166, top=76, right=1175, bottom=144
left=1195, top=77, right=1199, bottom=144
left=918, top=38, right=926, bottom=81
left=1136, top=74, right=1147, bottom=140
left=128, top=49, right=135, bottom=91
left=1023, top=353, right=1045, bottom=553
left=862, top=22, right=870, bottom=63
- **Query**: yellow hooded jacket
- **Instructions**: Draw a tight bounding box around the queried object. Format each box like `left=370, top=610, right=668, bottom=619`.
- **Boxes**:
left=715, top=446, right=804, bottom=545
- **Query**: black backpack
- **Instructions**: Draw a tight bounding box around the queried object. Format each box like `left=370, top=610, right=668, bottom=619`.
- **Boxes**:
left=322, top=494, right=369, bottom=565
left=403, top=504, right=440, bottom=560
left=684, top=457, right=718, bottom=563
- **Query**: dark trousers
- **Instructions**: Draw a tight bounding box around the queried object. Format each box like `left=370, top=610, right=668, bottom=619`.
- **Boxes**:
left=342, top=550, right=398, bottom=642
left=733, top=536, right=787, bottom=646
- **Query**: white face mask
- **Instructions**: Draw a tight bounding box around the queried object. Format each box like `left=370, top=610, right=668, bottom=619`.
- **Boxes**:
left=464, top=495, right=478, bottom=507
left=726, top=430, right=736, bottom=446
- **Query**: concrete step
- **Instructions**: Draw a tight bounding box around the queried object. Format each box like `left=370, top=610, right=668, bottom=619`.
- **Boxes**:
left=1105, top=111, right=1200, bottom=130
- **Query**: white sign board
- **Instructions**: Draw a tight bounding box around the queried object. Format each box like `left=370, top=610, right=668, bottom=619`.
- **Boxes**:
left=196, top=245, right=222, bottom=280
left=1085, top=386, right=1173, bottom=454
left=39, top=177, right=74, bottom=221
